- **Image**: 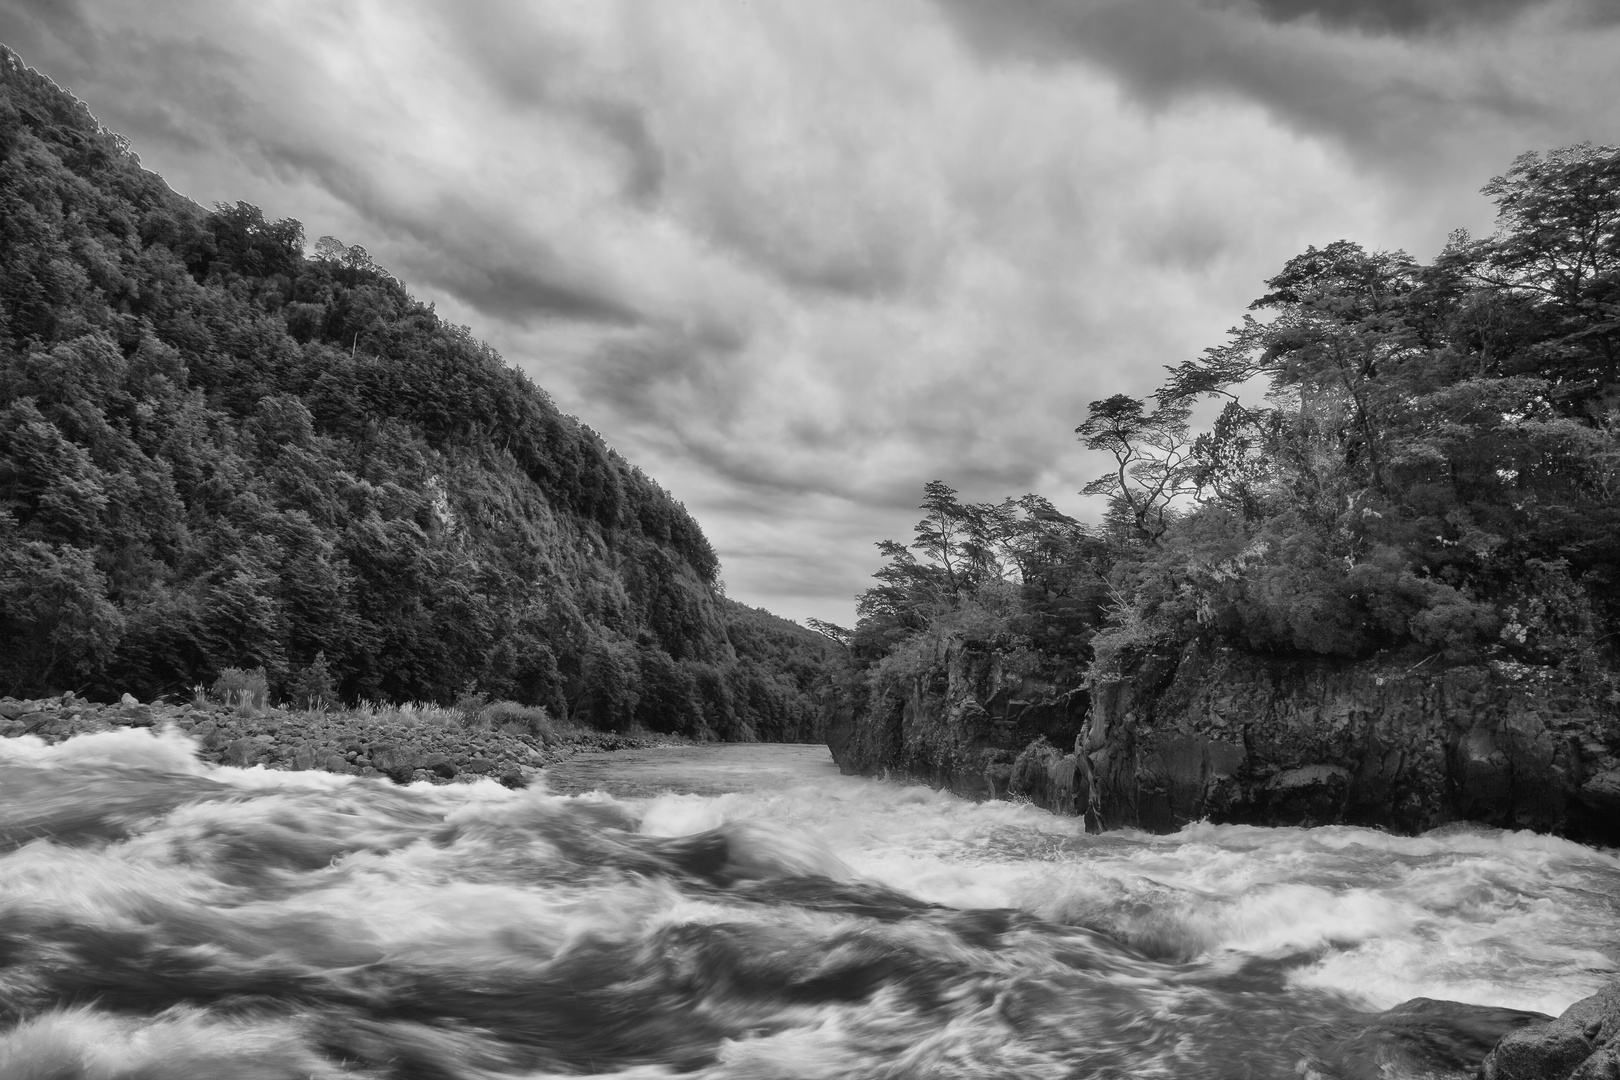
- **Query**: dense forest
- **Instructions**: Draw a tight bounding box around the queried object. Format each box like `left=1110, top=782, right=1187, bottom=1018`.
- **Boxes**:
left=841, top=142, right=1620, bottom=722
left=0, top=48, right=840, bottom=739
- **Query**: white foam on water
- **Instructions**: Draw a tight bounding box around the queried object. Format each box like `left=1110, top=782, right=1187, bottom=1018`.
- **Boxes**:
left=3, top=734, right=1616, bottom=1077
left=0, top=1006, right=352, bottom=1080
left=0, top=725, right=209, bottom=774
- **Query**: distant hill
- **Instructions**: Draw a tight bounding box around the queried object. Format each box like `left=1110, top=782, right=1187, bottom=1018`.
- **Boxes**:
left=0, top=46, right=845, bottom=738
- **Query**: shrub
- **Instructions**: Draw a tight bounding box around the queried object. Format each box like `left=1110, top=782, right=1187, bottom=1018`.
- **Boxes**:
left=454, top=686, right=489, bottom=727
left=286, top=651, right=338, bottom=710
left=211, top=666, right=269, bottom=713
left=484, top=700, right=557, bottom=743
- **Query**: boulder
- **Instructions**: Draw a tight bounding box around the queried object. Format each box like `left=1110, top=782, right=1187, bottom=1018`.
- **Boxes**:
left=222, top=737, right=260, bottom=767
left=1322, top=997, right=1551, bottom=1080
left=369, top=743, right=418, bottom=783
left=1483, top=979, right=1620, bottom=1080
left=417, top=752, right=458, bottom=779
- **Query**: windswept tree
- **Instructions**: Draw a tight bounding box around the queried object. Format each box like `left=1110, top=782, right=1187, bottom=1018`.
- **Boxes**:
left=1076, top=394, right=1194, bottom=545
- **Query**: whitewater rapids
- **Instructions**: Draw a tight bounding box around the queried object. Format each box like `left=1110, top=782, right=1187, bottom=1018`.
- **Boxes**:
left=0, top=731, right=1615, bottom=1078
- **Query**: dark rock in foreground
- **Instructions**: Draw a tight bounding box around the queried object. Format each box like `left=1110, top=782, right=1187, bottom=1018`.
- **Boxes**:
left=1319, top=998, right=1552, bottom=1080
left=1481, top=979, right=1620, bottom=1080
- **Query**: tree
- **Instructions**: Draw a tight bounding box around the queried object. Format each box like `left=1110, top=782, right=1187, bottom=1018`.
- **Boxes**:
left=1077, top=394, right=1194, bottom=545
left=0, top=540, right=124, bottom=696
left=1476, top=143, right=1620, bottom=408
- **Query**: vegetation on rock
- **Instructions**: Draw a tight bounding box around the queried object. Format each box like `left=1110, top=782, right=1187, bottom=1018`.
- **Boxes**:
left=832, top=143, right=1620, bottom=834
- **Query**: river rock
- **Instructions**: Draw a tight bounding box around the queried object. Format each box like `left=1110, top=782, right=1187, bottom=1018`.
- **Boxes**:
left=223, top=737, right=260, bottom=767
left=1322, top=997, right=1551, bottom=1080
left=1482, top=979, right=1620, bottom=1080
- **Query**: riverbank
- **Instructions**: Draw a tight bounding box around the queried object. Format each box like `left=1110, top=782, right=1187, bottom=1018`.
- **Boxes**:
left=0, top=692, right=667, bottom=786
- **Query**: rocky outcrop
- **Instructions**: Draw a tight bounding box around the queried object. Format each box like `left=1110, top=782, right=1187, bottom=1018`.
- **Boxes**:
left=826, top=636, right=1088, bottom=807
left=1481, top=978, right=1620, bottom=1080
left=828, top=636, right=1620, bottom=843
left=1083, top=642, right=1620, bottom=844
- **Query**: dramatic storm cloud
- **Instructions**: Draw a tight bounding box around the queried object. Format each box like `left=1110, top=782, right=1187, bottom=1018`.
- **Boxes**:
left=1, top=0, right=1615, bottom=624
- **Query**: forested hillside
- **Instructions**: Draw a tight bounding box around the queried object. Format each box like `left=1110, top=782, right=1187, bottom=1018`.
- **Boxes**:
left=0, top=48, right=840, bottom=738
left=831, top=143, right=1620, bottom=835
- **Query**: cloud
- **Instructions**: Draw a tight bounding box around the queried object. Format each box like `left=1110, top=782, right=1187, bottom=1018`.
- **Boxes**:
left=929, top=0, right=1619, bottom=186
left=1243, top=0, right=1563, bottom=35
left=2, top=0, right=1614, bottom=625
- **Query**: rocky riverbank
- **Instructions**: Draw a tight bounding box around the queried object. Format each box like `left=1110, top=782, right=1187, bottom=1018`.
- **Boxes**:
left=0, top=693, right=655, bottom=785
left=827, top=637, right=1620, bottom=846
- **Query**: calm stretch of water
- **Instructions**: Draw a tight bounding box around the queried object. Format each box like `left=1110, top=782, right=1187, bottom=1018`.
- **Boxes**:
left=2, top=731, right=1617, bottom=1078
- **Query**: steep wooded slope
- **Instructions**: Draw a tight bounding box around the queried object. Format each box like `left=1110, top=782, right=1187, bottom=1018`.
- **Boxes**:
left=0, top=47, right=841, bottom=736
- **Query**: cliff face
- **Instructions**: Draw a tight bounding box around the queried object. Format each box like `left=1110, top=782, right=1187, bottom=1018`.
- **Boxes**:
left=1085, top=643, right=1620, bottom=844
left=827, top=637, right=1087, bottom=804
left=829, top=638, right=1620, bottom=846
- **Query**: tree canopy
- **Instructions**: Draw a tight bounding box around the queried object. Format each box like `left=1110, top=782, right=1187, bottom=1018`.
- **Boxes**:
left=844, top=143, right=1620, bottom=716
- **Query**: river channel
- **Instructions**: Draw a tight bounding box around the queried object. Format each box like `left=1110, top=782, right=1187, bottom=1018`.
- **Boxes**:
left=1, top=732, right=1616, bottom=1078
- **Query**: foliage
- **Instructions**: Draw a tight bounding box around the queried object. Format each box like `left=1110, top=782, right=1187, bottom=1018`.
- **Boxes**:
left=0, top=48, right=841, bottom=739
left=286, top=650, right=337, bottom=710
left=847, top=143, right=1620, bottom=722
left=210, top=666, right=269, bottom=712
left=1095, top=143, right=1620, bottom=665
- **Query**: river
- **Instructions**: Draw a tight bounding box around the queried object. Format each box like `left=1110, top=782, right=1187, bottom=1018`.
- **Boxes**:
left=1, top=730, right=1617, bottom=1078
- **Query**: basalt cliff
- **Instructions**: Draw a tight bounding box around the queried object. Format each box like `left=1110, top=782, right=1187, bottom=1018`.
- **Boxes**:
left=828, top=638, right=1620, bottom=847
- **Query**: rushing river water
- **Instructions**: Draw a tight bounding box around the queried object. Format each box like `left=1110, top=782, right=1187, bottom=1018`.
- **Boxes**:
left=1, top=731, right=1617, bottom=1079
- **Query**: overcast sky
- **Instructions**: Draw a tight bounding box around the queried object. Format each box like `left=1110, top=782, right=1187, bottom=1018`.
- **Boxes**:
left=3, top=0, right=1617, bottom=626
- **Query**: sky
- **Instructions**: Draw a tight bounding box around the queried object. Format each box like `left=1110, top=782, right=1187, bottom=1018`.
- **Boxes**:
left=2, top=0, right=1618, bottom=627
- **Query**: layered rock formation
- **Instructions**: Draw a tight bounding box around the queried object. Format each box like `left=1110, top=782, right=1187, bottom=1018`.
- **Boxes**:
left=828, top=637, right=1620, bottom=845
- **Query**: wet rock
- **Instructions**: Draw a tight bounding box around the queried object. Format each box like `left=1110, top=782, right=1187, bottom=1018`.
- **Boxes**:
left=222, top=737, right=260, bottom=767
left=0, top=700, right=25, bottom=720
left=417, top=752, right=457, bottom=779
left=1483, top=979, right=1620, bottom=1080
left=322, top=754, right=349, bottom=772
left=1323, top=997, right=1551, bottom=1080
left=292, top=745, right=318, bottom=771
left=1266, top=764, right=1352, bottom=825
left=1578, top=770, right=1620, bottom=814
left=463, top=757, right=494, bottom=775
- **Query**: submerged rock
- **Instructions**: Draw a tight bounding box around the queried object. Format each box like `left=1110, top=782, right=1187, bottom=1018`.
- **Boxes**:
left=1320, top=997, right=1551, bottom=1080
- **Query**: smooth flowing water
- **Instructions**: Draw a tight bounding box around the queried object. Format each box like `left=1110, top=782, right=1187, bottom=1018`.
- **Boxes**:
left=1, top=731, right=1616, bottom=1079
